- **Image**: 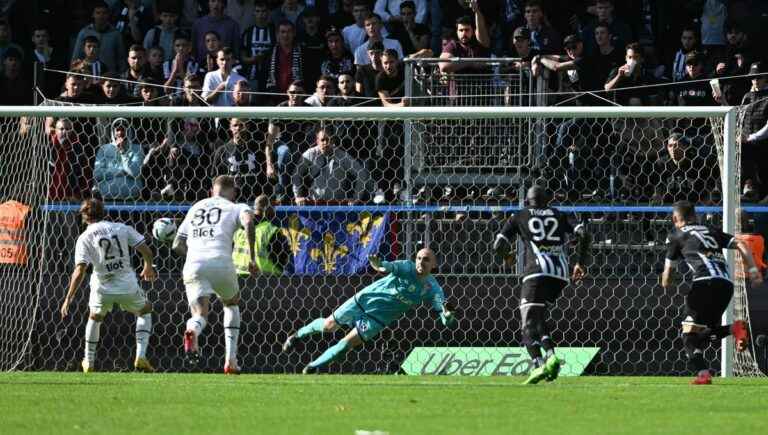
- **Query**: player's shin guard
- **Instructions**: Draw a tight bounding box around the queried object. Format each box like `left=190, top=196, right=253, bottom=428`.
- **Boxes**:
left=521, top=304, right=546, bottom=366
left=84, top=318, right=101, bottom=363
left=297, top=318, right=326, bottom=338
left=683, top=333, right=708, bottom=372
left=135, top=313, right=152, bottom=359
left=308, top=339, right=351, bottom=370
left=223, top=305, right=240, bottom=365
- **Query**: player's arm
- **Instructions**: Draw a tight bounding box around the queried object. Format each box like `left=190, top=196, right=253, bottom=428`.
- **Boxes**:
left=572, top=222, right=591, bottom=281
left=734, top=238, right=763, bottom=285
left=368, top=256, right=412, bottom=277
left=61, top=263, right=88, bottom=319
left=240, top=208, right=258, bottom=274
left=430, top=287, right=457, bottom=328
left=661, top=235, right=681, bottom=289
left=172, top=232, right=187, bottom=256
left=134, top=242, right=157, bottom=282
left=493, top=216, right=518, bottom=266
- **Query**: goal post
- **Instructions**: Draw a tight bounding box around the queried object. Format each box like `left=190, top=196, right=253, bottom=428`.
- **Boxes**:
left=0, top=104, right=761, bottom=377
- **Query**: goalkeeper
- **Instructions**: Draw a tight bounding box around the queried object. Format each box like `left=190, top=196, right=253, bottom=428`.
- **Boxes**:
left=282, top=248, right=457, bottom=373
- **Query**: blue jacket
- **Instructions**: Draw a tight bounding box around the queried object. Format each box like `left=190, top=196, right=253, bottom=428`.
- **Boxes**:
left=94, top=119, right=144, bottom=199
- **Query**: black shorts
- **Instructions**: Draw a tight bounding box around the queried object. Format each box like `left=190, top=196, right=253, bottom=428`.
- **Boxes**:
left=520, top=276, right=568, bottom=306
left=684, top=278, right=734, bottom=329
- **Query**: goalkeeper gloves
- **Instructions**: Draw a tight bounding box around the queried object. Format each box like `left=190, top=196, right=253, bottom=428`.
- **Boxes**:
left=441, top=302, right=458, bottom=328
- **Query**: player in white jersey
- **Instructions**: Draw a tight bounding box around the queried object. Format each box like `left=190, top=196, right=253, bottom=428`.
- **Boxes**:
left=60, top=199, right=157, bottom=373
left=173, top=175, right=257, bottom=374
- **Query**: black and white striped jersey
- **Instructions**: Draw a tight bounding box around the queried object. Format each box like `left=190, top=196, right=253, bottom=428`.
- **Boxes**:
left=497, top=207, right=579, bottom=282
left=665, top=224, right=736, bottom=282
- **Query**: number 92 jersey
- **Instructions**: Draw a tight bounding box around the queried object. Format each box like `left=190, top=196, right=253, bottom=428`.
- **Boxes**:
left=177, top=196, right=251, bottom=264
left=498, top=207, right=578, bottom=282
left=74, top=221, right=145, bottom=294
left=665, top=224, right=735, bottom=282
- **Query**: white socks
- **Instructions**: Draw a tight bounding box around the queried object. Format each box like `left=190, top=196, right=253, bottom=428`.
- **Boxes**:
left=84, top=318, right=101, bottom=363
left=135, top=313, right=152, bottom=359
left=223, top=305, right=241, bottom=366
left=186, top=315, right=207, bottom=337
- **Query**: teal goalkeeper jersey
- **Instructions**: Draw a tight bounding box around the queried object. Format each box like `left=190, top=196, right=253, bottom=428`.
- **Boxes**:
left=354, top=260, right=446, bottom=325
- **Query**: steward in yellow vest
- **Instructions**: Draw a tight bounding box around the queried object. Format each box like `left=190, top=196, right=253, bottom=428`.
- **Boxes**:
left=233, top=195, right=291, bottom=276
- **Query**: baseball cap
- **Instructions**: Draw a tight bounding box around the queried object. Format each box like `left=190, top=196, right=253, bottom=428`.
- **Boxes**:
left=563, top=34, right=582, bottom=48
left=749, top=61, right=768, bottom=78
left=684, top=51, right=704, bottom=66
left=513, top=27, right=531, bottom=39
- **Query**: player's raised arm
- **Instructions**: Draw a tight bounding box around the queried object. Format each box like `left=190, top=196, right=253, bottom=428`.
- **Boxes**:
left=61, top=263, right=88, bottom=319
left=135, top=242, right=157, bottom=282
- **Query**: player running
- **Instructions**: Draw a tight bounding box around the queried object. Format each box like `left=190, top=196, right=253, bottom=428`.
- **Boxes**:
left=173, top=175, right=257, bottom=374
left=282, top=248, right=457, bottom=374
left=60, top=199, right=157, bottom=373
left=493, top=185, right=591, bottom=384
left=661, top=200, right=762, bottom=384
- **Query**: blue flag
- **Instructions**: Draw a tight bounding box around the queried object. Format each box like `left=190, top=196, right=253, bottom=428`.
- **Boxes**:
left=279, top=211, right=390, bottom=275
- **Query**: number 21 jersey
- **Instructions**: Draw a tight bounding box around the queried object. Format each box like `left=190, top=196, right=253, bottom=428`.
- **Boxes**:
left=177, top=196, right=251, bottom=264
left=498, top=207, right=577, bottom=282
left=74, top=221, right=145, bottom=294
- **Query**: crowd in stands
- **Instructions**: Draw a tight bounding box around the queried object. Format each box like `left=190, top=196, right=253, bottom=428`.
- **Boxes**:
left=2, top=0, right=768, bottom=206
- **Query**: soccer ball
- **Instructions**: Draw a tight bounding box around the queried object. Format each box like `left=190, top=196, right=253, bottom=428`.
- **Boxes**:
left=152, top=218, right=177, bottom=244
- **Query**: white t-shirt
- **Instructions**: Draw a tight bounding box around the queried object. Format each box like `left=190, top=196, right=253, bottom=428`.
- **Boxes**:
left=177, top=196, right=251, bottom=265
left=201, top=69, right=247, bottom=106
left=74, top=221, right=145, bottom=295
left=354, top=38, right=403, bottom=65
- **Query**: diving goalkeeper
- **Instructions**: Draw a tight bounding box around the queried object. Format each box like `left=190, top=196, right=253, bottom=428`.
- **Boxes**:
left=282, top=248, right=457, bottom=373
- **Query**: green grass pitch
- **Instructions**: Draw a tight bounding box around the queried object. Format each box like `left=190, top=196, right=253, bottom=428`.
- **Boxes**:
left=2, top=373, right=766, bottom=435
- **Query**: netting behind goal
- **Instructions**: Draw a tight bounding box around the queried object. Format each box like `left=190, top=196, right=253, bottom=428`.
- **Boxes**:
left=0, top=105, right=762, bottom=376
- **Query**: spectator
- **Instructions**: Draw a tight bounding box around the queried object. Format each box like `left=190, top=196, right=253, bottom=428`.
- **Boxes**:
left=268, top=81, right=313, bottom=201
left=163, top=32, right=204, bottom=94
left=670, top=26, right=701, bottom=83
left=671, top=52, right=716, bottom=107
left=265, top=20, right=304, bottom=99
left=48, top=118, right=83, bottom=200
left=741, top=61, right=768, bottom=194
left=72, top=2, right=126, bottom=73
left=78, top=36, right=110, bottom=84
left=111, top=0, right=154, bottom=47
left=143, top=2, right=180, bottom=61
left=30, top=25, right=67, bottom=100
left=651, top=133, right=719, bottom=204
left=232, top=79, right=257, bottom=106
left=319, top=27, right=355, bottom=81
left=329, top=73, right=361, bottom=106
left=305, top=75, right=336, bottom=106
left=376, top=49, right=405, bottom=107
left=386, top=1, right=431, bottom=57
left=94, top=118, right=145, bottom=200
left=241, top=1, right=275, bottom=94
left=57, top=73, right=95, bottom=104
left=505, top=27, right=538, bottom=69
left=96, top=72, right=135, bottom=104
left=0, top=47, right=31, bottom=105
left=522, top=0, right=560, bottom=54
left=202, top=30, right=223, bottom=72
left=292, top=126, right=371, bottom=205
left=330, top=0, right=356, bottom=30
left=120, top=44, right=148, bottom=97
left=716, top=21, right=755, bottom=69
left=298, top=7, right=326, bottom=88
left=271, top=0, right=305, bottom=26
left=213, top=117, right=275, bottom=202
left=193, top=0, right=241, bottom=63
left=438, top=3, right=491, bottom=103
left=0, top=19, right=24, bottom=63
left=604, top=42, right=662, bottom=106
left=161, top=117, right=212, bottom=200
left=354, top=40, right=384, bottom=102
left=354, top=14, right=403, bottom=65
left=592, top=22, right=624, bottom=85
left=146, top=46, right=166, bottom=82
left=580, top=0, right=632, bottom=56
left=170, top=73, right=206, bottom=106
left=343, top=0, right=371, bottom=53
left=202, top=47, right=247, bottom=106
left=224, top=0, right=259, bottom=30
left=535, top=34, right=604, bottom=103
left=375, top=0, right=427, bottom=25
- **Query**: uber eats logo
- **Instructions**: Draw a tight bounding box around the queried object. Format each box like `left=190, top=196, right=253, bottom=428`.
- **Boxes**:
left=401, top=347, right=599, bottom=376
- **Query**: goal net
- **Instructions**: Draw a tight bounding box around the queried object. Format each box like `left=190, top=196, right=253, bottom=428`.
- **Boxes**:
left=0, top=104, right=761, bottom=377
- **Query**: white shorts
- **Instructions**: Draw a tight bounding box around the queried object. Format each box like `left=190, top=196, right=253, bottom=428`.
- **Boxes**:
left=89, top=287, right=149, bottom=316
left=183, top=260, right=239, bottom=304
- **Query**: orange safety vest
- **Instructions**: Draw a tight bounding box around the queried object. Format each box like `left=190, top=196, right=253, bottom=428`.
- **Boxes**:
left=0, top=200, right=29, bottom=265
left=736, top=233, right=767, bottom=278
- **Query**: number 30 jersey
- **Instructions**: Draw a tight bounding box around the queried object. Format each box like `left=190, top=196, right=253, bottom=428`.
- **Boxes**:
left=74, top=221, right=145, bottom=294
left=665, top=224, right=735, bottom=282
left=497, top=207, right=579, bottom=282
left=177, top=196, right=251, bottom=265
